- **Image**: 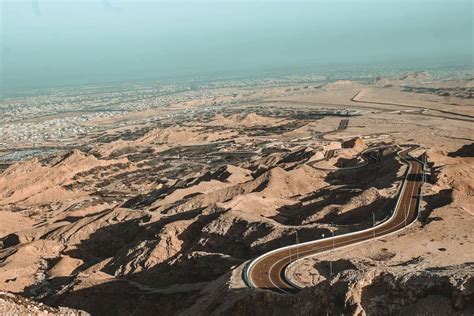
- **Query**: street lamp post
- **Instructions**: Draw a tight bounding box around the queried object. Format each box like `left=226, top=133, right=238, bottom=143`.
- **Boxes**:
left=332, top=230, right=335, bottom=251
left=329, top=259, right=333, bottom=277
left=322, top=232, right=333, bottom=277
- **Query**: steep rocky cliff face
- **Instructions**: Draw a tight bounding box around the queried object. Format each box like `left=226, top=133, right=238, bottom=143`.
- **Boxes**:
left=182, top=263, right=473, bottom=316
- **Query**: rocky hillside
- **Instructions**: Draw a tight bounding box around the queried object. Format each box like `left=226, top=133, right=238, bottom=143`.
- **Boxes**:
left=1, top=94, right=473, bottom=315
left=0, top=291, right=88, bottom=316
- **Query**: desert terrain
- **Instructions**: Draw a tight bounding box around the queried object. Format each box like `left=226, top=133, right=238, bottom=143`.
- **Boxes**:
left=0, top=72, right=473, bottom=315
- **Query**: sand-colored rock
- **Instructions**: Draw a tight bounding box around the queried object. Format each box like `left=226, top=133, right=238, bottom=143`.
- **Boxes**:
left=0, top=211, right=35, bottom=237
left=0, top=76, right=472, bottom=315
left=48, top=256, right=84, bottom=278
left=0, top=150, right=127, bottom=206
left=208, top=112, right=286, bottom=127
left=0, top=240, right=63, bottom=292
left=0, top=291, right=89, bottom=316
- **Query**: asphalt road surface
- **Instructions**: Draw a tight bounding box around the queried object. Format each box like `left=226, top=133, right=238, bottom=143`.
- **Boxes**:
left=245, top=145, right=423, bottom=293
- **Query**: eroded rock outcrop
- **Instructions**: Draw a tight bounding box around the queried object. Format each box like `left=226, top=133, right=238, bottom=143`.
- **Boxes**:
left=0, top=291, right=89, bottom=316
left=183, top=262, right=474, bottom=315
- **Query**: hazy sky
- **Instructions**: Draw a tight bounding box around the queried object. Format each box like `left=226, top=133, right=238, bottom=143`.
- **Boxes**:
left=1, top=0, right=473, bottom=92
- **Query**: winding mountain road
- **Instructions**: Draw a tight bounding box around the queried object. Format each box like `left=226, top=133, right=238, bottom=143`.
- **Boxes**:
left=307, top=145, right=385, bottom=171
left=244, top=145, right=424, bottom=293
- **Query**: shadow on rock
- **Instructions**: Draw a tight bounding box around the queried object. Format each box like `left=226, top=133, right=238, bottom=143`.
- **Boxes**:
left=447, top=143, right=474, bottom=158
left=420, top=189, right=453, bottom=225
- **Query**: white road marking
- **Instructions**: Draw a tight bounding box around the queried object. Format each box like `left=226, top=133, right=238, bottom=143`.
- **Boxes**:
left=247, top=147, right=423, bottom=292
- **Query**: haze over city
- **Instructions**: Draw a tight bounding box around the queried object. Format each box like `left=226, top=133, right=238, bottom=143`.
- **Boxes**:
left=1, top=0, right=472, bottom=93
left=0, top=1, right=473, bottom=315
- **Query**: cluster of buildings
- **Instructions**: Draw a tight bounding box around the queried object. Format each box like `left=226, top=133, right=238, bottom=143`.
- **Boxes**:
left=0, top=112, right=117, bottom=148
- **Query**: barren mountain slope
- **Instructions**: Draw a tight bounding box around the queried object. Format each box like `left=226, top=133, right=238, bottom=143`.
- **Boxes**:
left=0, top=76, right=473, bottom=315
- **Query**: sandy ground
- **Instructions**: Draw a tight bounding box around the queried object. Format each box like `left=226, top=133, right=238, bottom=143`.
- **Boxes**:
left=0, top=73, right=473, bottom=314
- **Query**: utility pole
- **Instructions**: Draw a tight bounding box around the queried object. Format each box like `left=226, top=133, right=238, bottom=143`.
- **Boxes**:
left=423, top=155, right=426, bottom=182
left=332, top=230, right=335, bottom=252
left=323, top=232, right=333, bottom=277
